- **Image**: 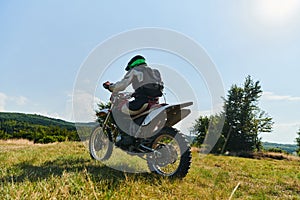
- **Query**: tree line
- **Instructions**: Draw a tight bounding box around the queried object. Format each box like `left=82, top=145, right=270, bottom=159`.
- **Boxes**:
left=0, top=113, right=80, bottom=143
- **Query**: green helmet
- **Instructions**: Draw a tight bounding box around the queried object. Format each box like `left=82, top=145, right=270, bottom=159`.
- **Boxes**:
left=125, top=55, right=146, bottom=71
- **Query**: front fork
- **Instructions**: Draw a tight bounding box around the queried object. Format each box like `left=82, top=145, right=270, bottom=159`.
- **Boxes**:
left=101, top=103, right=117, bottom=142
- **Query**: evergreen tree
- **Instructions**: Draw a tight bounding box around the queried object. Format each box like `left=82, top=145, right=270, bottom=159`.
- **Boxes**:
left=222, top=76, right=273, bottom=152
left=192, top=116, right=209, bottom=147
left=192, top=76, right=273, bottom=154
left=192, top=114, right=225, bottom=153
left=96, top=102, right=111, bottom=125
left=296, top=129, right=300, bottom=155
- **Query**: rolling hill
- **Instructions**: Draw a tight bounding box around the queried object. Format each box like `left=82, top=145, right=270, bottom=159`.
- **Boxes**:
left=262, top=142, right=298, bottom=154
left=0, top=112, right=79, bottom=143
left=0, top=112, right=75, bottom=129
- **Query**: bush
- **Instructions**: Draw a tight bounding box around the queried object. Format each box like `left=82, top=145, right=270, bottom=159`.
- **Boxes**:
left=36, top=136, right=57, bottom=144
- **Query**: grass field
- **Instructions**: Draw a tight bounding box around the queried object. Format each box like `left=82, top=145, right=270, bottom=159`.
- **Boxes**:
left=0, top=140, right=299, bottom=200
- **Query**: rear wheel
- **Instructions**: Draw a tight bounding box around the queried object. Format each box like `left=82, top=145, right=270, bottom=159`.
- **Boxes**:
left=147, top=127, right=191, bottom=178
left=89, top=125, right=113, bottom=161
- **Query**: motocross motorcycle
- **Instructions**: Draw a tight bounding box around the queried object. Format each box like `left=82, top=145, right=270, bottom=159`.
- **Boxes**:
left=89, top=90, right=193, bottom=178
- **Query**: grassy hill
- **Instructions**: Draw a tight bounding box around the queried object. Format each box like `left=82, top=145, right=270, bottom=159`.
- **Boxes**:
left=0, top=112, right=79, bottom=143
left=0, top=112, right=75, bottom=129
left=0, top=140, right=299, bottom=199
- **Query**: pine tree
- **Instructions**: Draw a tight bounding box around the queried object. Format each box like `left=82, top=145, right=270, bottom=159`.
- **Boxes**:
left=296, top=129, right=300, bottom=155
left=192, top=114, right=225, bottom=154
left=222, top=76, right=273, bottom=152
left=192, top=76, right=273, bottom=154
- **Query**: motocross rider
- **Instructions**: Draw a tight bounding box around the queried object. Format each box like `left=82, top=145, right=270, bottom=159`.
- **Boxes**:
left=103, top=55, right=164, bottom=115
left=103, top=55, right=164, bottom=146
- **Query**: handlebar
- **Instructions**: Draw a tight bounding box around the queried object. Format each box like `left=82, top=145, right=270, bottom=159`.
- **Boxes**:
left=103, top=81, right=112, bottom=91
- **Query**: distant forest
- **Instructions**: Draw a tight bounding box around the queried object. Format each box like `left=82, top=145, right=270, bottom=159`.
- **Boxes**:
left=262, top=142, right=297, bottom=154
left=0, top=112, right=80, bottom=143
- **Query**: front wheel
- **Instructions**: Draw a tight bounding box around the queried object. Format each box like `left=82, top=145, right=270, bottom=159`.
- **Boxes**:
left=89, top=125, right=113, bottom=161
left=147, top=127, right=191, bottom=178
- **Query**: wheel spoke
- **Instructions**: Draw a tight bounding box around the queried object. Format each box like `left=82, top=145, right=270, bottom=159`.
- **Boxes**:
left=147, top=127, right=191, bottom=178
left=152, top=135, right=181, bottom=175
left=89, top=126, right=113, bottom=161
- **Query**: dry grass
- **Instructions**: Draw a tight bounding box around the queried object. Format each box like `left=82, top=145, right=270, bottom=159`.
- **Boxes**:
left=191, top=146, right=201, bottom=153
left=0, top=141, right=299, bottom=199
left=0, top=139, right=58, bottom=152
left=0, top=139, right=34, bottom=145
left=253, top=151, right=300, bottom=161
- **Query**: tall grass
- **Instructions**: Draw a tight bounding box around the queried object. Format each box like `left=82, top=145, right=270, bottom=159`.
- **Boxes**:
left=0, top=140, right=299, bottom=199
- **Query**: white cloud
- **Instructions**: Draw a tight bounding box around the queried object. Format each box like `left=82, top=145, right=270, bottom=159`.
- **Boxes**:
left=262, top=91, right=300, bottom=101
left=0, top=93, right=29, bottom=112
left=0, top=92, right=7, bottom=111
left=71, top=90, right=100, bottom=122
left=10, top=96, right=28, bottom=106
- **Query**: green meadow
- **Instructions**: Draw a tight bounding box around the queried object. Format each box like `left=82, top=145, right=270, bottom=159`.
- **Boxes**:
left=0, top=140, right=299, bottom=200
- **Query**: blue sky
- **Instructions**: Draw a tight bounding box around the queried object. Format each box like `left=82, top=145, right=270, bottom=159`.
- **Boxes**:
left=1, top=0, right=300, bottom=144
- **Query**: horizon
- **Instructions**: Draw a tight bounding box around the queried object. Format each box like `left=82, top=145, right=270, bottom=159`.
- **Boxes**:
left=0, top=110, right=297, bottom=146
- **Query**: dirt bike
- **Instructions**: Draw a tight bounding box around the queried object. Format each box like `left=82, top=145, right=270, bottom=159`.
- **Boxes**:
left=89, top=91, right=193, bottom=178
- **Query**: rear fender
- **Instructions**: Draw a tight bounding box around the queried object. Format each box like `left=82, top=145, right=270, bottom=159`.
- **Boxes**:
left=142, top=102, right=193, bottom=127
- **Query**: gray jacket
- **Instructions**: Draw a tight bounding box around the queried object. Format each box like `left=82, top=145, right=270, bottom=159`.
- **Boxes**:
left=109, top=64, right=163, bottom=96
